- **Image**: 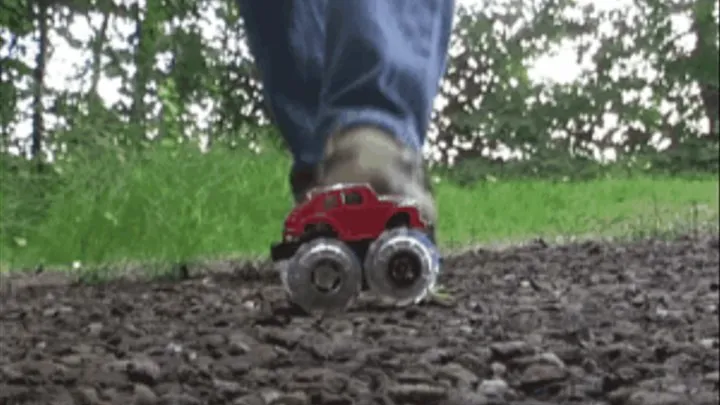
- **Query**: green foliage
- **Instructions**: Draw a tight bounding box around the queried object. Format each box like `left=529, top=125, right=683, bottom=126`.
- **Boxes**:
left=435, top=0, right=718, bottom=165
left=444, top=138, right=719, bottom=185
left=0, top=0, right=718, bottom=268
left=0, top=153, right=61, bottom=250
left=1, top=131, right=293, bottom=267
left=1, top=141, right=717, bottom=269
left=1, top=0, right=717, bottom=164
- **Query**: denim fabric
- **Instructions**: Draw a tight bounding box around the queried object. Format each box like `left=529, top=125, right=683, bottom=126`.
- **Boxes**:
left=237, top=0, right=455, bottom=171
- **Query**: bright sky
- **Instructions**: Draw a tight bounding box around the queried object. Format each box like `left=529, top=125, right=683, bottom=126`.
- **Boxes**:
left=0, top=0, right=700, bottom=161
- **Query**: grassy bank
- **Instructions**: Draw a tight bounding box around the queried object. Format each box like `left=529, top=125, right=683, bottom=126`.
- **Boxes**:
left=1, top=145, right=718, bottom=271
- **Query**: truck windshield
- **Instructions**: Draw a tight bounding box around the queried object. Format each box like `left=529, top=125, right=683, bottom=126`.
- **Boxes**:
left=343, top=191, right=363, bottom=205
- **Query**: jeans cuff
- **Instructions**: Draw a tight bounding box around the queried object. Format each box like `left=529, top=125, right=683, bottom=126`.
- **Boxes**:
left=319, top=108, right=421, bottom=152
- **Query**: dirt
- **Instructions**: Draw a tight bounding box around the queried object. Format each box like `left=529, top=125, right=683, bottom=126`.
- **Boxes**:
left=1, top=234, right=718, bottom=405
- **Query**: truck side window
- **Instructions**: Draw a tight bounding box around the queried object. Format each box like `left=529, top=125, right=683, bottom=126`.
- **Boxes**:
left=344, top=191, right=363, bottom=205
left=323, top=195, right=339, bottom=210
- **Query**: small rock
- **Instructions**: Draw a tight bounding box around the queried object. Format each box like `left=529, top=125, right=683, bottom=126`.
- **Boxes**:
left=293, top=367, right=328, bottom=382
left=259, top=327, right=301, bottom=349
left=43, top=305, right=73, bottom=317
left=299, top=335, right=336, bottom=359
left=2, top=360, right=70, bottom=384
left=627, top=390, right=686, bottom=405
left=615, top=366, right=641, bottom=384
left=87, top=322, right=104, bottom=336
left=630, top=294, right=646, bottom=307
left=200, top=333, right=226, bottom=349
left=601, top=387, right=632, bottom=404
left=233, top=394, right=264, bottom=405
left=126, top=357, right=161, bottom=386
left=477, top=378, right=510, bottom=398
left=566, top=365, right=585, bottom=380
left=159, top=392, right=201, bottom=405
left=444, top=391, right=490, bottom=405
left=74, top=344, right=94, bottom=354
left=1, top=364, right=24, bottom=382
left=421, top=348, right=453, bottom=364
left=76, top=386, right=102, bottom=404
left=327, top=339, right=364, bottom=362
left=133, top=384, right=158, bottom=405
left=388, top=383, right=448, bottom=402
left=690, top=391, right=719, bottom=405
left=165, top=343, right=183, bottom=355
left=44, top=387, right=77, bottom=404
left=636, top=377, right=685, bottom=392
left=510, top=351, right=566, bottom=371
left=59, top=355, right=83, bottom=367
left=490, top=341, right=534, bottom=359
left=213, top=379, right=247, bottom=397
left=703, top=371, right=719, bottom=384
left=518, top=363, right=568, bottom=391
left=598, top=342, right=641, bottom=362
left=699, top=338, right=718, bottom=350
left=473, top=347, right=493, bottom=363
left=259, top=389, right=281, bottom=404
left=437, top=363, right=478, bottom=388
left=269, top=392, right=308, bottom=405
left=105, top=360, right=130, bottom=373
left=490, top=362, right=506, bottom=377
left=241, top=300, right=257, bottom=310
left=534, top=352, right=566, bottom=369
left=396, top=371, right=435, bottom=385
left=247, top=345, right=278, bottom=367
left=455, top=352, right=488, bottom=374
left=574, top=375, right=604, bottom=398
left=311, top=392, right=352, bottom=405
left=227, top=331, right=257, bottom=355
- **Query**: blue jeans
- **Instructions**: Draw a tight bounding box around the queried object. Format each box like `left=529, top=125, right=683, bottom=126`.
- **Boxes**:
left=237, top=0, right=455, bottom=172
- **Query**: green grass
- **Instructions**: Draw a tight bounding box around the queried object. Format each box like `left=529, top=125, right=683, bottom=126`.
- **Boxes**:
left=439, top=177, right=718, bottom=248
left=1, top=143, right=718, bottom=272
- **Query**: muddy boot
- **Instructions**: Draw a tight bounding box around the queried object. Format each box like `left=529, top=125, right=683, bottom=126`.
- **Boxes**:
left=285, top=126, right=440, bottom=308
left=289, top=167, right=318, bottom=205
left=318, top=125, right=437, bottom=241
left=318, top=126, right=440, bottom=303
left=289, top=126, right=437, bottom=234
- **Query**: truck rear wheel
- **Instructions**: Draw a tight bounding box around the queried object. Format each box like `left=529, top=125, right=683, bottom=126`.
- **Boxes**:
left=363, top=228, right=440, bottom=305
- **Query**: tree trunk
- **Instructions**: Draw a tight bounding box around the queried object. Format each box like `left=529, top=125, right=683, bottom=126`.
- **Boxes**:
left=31, top=0, right=49, bottom=165
left=89, top=9, right=110, bottom=104
left=690, top=0, right=719, bottom=139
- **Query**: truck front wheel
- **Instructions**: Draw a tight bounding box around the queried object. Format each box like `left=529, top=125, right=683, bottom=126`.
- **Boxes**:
left=281, top=238, right=363, bottom=314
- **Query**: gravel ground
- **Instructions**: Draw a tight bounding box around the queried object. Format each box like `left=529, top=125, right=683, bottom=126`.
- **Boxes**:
left=1, top=234, right=718, bottom=405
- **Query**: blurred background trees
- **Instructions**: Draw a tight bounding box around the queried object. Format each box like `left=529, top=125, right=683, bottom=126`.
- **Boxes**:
left=1, top=0, right=717, bottom=178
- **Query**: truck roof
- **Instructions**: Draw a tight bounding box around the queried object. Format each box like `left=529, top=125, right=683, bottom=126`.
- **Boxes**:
left=305, top=182, right=376, bottom=199
left=300, top=182, right=420, bottom=212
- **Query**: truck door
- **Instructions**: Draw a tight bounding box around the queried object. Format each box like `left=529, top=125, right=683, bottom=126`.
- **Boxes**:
left=339, top=189, right=384, bottom=239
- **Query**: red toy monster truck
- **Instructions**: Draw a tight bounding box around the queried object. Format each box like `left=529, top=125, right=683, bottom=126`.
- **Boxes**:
left=270, top=183, right=440, bottom=314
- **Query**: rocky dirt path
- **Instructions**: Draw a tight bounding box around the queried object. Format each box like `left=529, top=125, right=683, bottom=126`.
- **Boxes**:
left=1, top=235, right=718, bottom=405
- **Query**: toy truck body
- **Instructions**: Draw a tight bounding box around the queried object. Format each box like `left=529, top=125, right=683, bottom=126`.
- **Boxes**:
left=270, top=183, right=430, bottom=262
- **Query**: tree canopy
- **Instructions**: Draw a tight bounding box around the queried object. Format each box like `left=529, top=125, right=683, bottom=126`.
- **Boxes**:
left=1, top=0, right=717, bottom=175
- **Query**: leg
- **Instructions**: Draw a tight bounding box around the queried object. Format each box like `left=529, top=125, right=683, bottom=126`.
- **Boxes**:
left=236, top=0, right=326, bottom=199
left=316, top=0, right=455, bottom=224
left=317, top=0, right=454, bottom=151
